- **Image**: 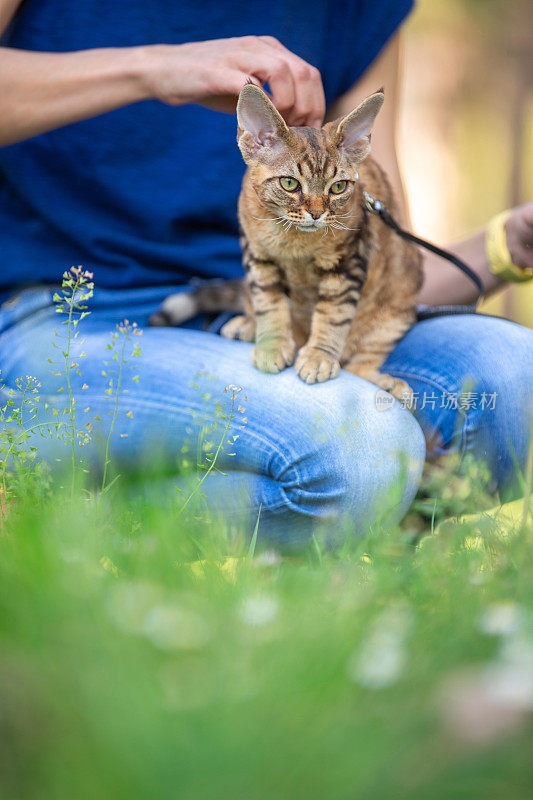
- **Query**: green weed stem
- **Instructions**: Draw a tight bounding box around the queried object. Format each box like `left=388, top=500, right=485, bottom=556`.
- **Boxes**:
left=101, top=332, right=127, bottom=496
left=178, top=387, right=238, bottom=516
left=64, top=283, right=77, bottom=495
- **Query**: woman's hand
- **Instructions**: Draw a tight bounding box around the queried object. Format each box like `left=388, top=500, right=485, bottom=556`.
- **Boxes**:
left=141, top=37, right=325, bottom=128
left=419, top=200, right=533, bottom=305
left=505, top=202, right=533, bottom=273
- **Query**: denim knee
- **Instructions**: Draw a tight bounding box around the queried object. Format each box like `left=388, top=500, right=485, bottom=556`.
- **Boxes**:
left=262, top=372, right=426, bottom=535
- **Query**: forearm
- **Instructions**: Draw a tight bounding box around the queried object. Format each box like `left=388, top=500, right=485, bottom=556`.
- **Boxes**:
left=0, top=35, right=327, bottom=148
left=0, top=46, right=153, bottom=146
left=419, top=230, right=502, bottom=305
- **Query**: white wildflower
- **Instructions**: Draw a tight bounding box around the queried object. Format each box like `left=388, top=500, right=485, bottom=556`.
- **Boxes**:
left=479, top=601, right=524, bottom=636
left=107, top=581, right=161, bottom=634
left=439, top=632, right=533, bottom=745
left=253, top=551, right=281, bottom=567
left=239, top=593, right=279, bottom=626
left=348, top=604, right=413, bottom=689
left=141, top=603, right=210, bottom=651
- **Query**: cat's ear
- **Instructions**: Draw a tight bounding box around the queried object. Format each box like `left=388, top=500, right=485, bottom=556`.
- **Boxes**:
left=237, top=84, right=294, bottom=162
left=331, top=90, right=384, bottom=161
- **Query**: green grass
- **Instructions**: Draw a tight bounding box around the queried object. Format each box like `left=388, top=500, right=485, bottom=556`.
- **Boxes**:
left=1, top=477, right=533, bottom=799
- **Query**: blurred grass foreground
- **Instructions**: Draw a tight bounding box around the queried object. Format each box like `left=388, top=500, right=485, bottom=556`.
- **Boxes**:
left=2, top=477, right=533, bottom=799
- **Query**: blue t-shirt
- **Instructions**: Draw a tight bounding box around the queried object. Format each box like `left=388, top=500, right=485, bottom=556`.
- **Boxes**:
left=0, top=0, right=413, bottom=294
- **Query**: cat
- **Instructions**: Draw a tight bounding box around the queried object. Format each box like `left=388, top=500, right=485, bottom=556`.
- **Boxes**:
left=150, top=84, right=423, bottom=400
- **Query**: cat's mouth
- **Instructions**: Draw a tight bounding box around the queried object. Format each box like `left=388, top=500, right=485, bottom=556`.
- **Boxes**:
left=294, top=220, right=326, bottom=232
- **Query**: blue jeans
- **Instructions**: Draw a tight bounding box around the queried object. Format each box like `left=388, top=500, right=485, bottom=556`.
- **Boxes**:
left=1, top=285, right=532, bottom=548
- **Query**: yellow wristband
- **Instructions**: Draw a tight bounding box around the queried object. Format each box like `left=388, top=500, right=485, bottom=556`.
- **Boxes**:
left=486, top=210, right=533, bottom=283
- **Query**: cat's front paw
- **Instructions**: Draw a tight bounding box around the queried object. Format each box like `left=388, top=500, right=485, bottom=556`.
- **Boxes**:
left=295, top=346, right=340, bottom=384
left=252, top=337, right=296, bottom=374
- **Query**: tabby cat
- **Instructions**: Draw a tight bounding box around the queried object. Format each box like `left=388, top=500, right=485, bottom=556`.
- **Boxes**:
left=151, top=84, right=423, bottom=400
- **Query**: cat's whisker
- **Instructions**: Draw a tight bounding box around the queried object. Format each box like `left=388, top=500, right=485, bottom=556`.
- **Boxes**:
left=251, top=215, right=285, bottom=222
left=331, top=221, right=361, bottom=232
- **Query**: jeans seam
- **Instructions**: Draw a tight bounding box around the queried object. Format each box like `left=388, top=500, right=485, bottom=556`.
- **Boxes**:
left=457, top=408, right=481, bottom=471
left=385, top=367, right=460, bottom=400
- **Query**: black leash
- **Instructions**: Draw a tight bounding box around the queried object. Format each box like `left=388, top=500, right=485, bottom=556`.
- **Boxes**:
left=362, top=190, right=484, bottom=321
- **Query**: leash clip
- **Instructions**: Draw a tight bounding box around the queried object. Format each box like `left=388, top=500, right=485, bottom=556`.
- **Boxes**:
left=361, top=187, right=484, bottom=301
left=363, top=190, right=383, bottom=215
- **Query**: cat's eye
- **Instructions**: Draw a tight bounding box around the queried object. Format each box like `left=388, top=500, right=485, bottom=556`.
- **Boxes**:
left=279, top=176, right=300, bottom=192
left=330, top=180, right=348, bottom=195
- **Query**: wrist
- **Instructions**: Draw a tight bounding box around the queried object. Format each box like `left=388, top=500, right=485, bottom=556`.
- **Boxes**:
left=133, top=43, right=193, bottom=105
left=485, top=210, right=533, bottom=284
left=82, top=46, right=160, bottom=105
left=130, top=45, right=169, bottom=102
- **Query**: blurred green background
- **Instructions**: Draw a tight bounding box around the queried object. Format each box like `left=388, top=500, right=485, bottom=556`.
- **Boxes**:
left=400, top=0, right=533, bottom=326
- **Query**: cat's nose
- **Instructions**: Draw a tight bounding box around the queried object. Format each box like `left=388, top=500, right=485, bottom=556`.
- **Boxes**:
left=308, top=209, right=324, bottom=220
